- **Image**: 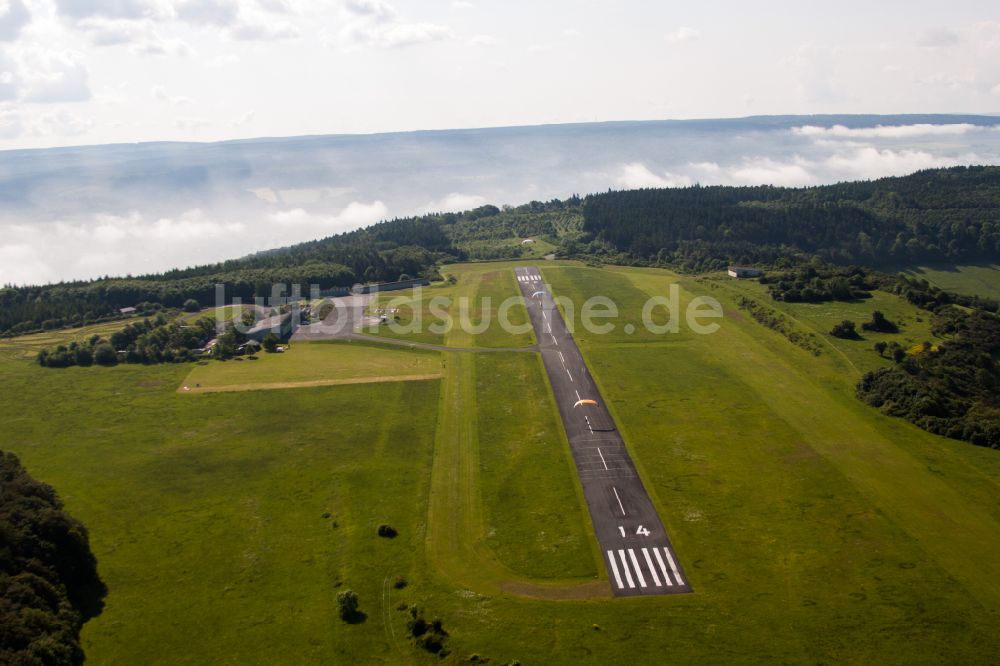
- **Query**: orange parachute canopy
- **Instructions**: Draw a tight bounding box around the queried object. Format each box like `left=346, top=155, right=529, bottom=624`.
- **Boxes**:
left=573, top=399, right=598, bottom=408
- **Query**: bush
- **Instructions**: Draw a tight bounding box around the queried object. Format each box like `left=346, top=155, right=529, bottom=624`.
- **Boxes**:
left=830, top=320, right=861, bottom=339
left=377, top=524, right=397, bottom=538
left=183, top=298, right=200, bottom=312
left=393, top=576, right=408, bottom=589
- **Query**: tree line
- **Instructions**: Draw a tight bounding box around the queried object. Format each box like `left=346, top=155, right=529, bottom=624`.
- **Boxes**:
left=0, top=451, right=106, bottom=664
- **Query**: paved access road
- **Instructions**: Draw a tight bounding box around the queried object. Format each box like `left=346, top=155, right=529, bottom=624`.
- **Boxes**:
left=515, top=266, right=691, bottom=597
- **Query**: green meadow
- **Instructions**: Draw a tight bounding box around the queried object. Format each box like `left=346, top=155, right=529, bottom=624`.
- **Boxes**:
left=180, top=340, right=443, bottom=392
left=900, top=263, right=1000, bottom=300
left=1, top=261, right=999, bottom=663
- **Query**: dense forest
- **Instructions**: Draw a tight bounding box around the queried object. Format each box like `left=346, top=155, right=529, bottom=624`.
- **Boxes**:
left=0, top=452, right=106, bottom=665
left=580, top=166, right=1000, bottom=271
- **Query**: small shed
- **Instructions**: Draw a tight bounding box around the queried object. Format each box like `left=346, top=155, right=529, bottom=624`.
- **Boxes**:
left=727, top=266, right=763, bottom=279
left=119, top=306, right=138, bottom=315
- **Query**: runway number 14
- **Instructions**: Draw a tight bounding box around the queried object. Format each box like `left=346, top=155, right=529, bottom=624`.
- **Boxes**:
left=619, top=525, right=651, bottom=537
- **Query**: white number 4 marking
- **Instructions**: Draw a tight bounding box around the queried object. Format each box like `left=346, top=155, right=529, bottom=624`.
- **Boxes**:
left=636, top=525, right=650, bottom=536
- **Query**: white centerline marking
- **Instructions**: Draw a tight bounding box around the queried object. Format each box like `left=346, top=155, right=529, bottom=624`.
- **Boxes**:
left=612, top=486, right=626, bottom=516
left=566, top=368, right=574, bottom=382
left=663, top=548, right=685, bottom=586
left=653, top=548, right=673, bottom=586
left=642, top=548, right=662, bottom=587
left=575, top=390, right=581, bottom=401
left=558, top=351, right=565, bottom=363
left=628, top=550, right=647, bottom=588
left=607, top=551, right=624, bottom=589
left=551, top=334, right=558, bottom=346
left=597, top=447, right=608, bottom=470
left=617, top=550, right=635, bottom=589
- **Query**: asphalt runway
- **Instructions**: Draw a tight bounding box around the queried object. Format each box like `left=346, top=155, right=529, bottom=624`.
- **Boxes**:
left=516, top=266, right=691, bottom=597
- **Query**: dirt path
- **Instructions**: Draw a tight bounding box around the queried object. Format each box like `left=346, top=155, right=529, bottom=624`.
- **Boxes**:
left=178, top=373, right=442, bottom=394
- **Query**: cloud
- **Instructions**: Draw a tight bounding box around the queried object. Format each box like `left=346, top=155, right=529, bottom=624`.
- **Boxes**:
left=230, top=19, right=299, bottom=41
left=232, top=109, right=254, bottom=126
left=451, top=0, right=472, bottom=8
left=339, top=0, right=451, bottom=49
left=268, top=201, right=389, bottom=234
left=793, top=123, right=984, bottom=139
left=420, top=192, right=486, bottom=213
left=133, top=36, right=193, bottom=55
left=918, top=27, right=959, bottom=48
left=616, top=144, right=1000, bottom=191
left=174, top=116, right=211, bottom=130
left=343, top=0, right=397, bottom=22
left=345, top=21, right=450, bottom=48
left=175, top=0, right=238, bottom=26
left=468, top=34, right=497, bottom=47
left=76, top=17, right=148, bottom=45
left=664, top=26, right=699, bottom=43
left=0, top=200, right=391, bottom=284
left=616, top=163, right=693, bottom=189
left=151, top=84, right=190, bottom=105
left=17, top=49, right=92, bottom=103
left=0, top=0, right=30, bottom=41
left=256, top=0, right=293, bottom=12
left=53, top=0, right=171, bottom=20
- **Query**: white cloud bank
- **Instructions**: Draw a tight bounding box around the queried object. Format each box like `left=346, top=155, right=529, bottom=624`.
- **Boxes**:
left=792, top=123, right=989, bottom=139
left=617, top=146, right=999, bottom=190
left=0, top=201, right=388, bottom=285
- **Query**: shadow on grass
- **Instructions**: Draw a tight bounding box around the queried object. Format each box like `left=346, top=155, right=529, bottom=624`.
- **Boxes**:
left=342, top=610, right=368, bottom=625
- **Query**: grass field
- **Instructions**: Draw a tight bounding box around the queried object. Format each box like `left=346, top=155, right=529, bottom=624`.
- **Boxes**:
left=364, top=264, right=534, bottom=349
left=180, top=340, right=443, bottom=392
left=900, top=263, right=1000, bottom=300
left=2, top=261, right=1000, bottom=663
left=475, top=352, right=596, bottom=579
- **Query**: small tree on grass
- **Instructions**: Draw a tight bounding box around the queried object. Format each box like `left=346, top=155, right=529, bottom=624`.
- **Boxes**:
left=337, top=590, right=359, bottom=622
left=862, top=310, right=899, bottom=333
left=874, top=341, right=888, bottom=357
left=262, top=332, right=280, bottom=353
left=377, top=524, right=397, bottom=538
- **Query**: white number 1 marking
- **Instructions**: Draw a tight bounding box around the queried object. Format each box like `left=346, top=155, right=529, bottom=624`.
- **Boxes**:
left=618, top=526, right=626, bottom=538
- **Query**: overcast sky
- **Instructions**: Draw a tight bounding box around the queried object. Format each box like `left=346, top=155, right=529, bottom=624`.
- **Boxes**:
left=0, top=0, right=998, bottom=150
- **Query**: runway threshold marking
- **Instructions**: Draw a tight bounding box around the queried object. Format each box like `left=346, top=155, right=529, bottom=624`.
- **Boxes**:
left=607, top=551, right=624, bottom=589
left=652, top=548, right=673, bottom=586
left=663, top=548, right=685, bottom=585
left=617, top=550, right=636, bottom=589
left=612, top=486, right=626, bottom=516
left=642, top=548, right=662, bottom=587
left=628, top=550, right=648, bottom=588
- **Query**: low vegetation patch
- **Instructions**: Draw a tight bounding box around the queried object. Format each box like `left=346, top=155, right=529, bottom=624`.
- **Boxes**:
left=857, top=306, right=1000, bottom=447
left=736, top=296, right=822, bottom=355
